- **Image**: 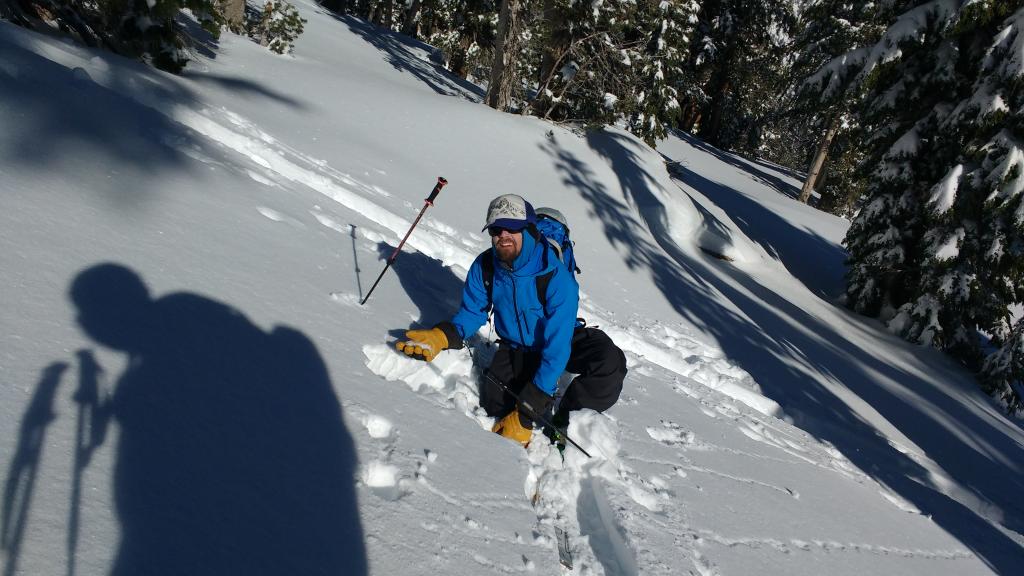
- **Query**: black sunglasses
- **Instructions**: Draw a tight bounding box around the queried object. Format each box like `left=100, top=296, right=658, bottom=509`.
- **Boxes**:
left=487, top=226, right=522, bottom=237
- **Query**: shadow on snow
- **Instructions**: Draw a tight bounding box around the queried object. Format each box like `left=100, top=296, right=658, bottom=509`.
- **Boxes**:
left=374, top=241, right=466, bottom=329
left=328, top=13, right=485, bottom=101
left=664, top=150, right=848, bottom=300
left=3, top=263, right=368, bottom=576
left=540, top=129, right=1024, bottom=573
left=0, top=23, right=305, bottom=211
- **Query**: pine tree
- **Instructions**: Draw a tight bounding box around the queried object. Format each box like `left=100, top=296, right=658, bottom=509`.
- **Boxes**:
left=984, top=318, right=1024, bottom=413
left=423, top=0, right=497, bottom=79
left=528, top=0, right=635, bottom=125
left=680, top=0, right=796, bottom=150
left=788, top=0, right=887, bottom=207
left=625, top=0, right=701, bottom=147
left=827, top=0, right=1024, bottom=413
left=249, top=0, right=307, bottom=54
left=117, top=0, right=224, bottom=72
left=3, top=0, right=225, bottom=72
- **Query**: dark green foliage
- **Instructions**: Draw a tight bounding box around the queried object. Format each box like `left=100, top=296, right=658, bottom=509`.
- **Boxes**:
left=825, top=0, right=1024, bottom=413
left=983, top=318, right=1024, bottom=414
left=416, top=0, right=498, bottom=80
left=1, top=0, right=224, bottom=72
left=116, top=0, right=224, bottom=72
left=680, top=0, right=796, bottom=149
left=624, top=0, right=700, bottom=146
left=248, top=0, right=306, bottom=54
left=756, top=1, right=887, bottom=212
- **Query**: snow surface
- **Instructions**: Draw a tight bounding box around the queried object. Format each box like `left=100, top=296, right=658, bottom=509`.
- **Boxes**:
left=2, top=5, right=1024, bottom=576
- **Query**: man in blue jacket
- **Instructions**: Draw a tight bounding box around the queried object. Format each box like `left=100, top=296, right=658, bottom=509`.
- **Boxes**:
left=396, top=194, right=627, bottom=447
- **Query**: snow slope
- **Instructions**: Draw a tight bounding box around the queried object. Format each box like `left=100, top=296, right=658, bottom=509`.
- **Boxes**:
left=2, top=5, right=1023, bottom=575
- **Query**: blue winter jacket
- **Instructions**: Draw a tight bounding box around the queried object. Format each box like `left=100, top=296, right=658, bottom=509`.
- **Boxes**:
left=449, top=231, right=579, bottom=396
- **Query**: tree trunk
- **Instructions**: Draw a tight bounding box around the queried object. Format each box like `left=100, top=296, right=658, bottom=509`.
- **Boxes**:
left=486, top=0, right=522, bottom=111
left=536, top=0, right=567, bottom=88
left=449, top=34, right=474, bottom=79
left=701, top=33, right=739, bottom=147
left=368, top=0, right=380, bottom=25
left=799, top=114, right=840, bottom=203
left=380, top=0, right=393, bottom=28
left=679, top=101, right=700, bottom=132
left=703, top=75, right=730, bottom=146
left=401, top=0, right=421, bottom=36
left=355, top=0, right=372, bottom=19
left=219, top=0, right=245, bottom=32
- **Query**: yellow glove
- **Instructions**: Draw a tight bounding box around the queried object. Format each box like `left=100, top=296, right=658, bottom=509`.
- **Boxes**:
left=491, top=409, right=533, bottom=447
left=396, top=327, right=449, bottom=362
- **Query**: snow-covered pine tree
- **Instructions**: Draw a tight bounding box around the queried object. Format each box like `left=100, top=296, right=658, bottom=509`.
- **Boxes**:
left=249, top=0, right=306, bottom=54
left=827, top=0, right=1024, bottom=413
left=527, top=0, right=635, bottom=126
left=984, top=317, right=1024, bottom=413
left=788, top=0, right=887, bottom=208
left=680, top=0, right=796, bottom=150
left=422, top=0, right=497, bottom=79
left=964, top=4, right=1024, bottom=412
left=625, top=0, right=701, bottom=147
left=1, top=0, right=224, bottom=71
left=105, top=0, right=224, bottom=72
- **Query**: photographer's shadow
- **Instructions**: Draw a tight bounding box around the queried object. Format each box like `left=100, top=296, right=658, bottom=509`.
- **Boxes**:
left=69, top=263, right=366, bottom=576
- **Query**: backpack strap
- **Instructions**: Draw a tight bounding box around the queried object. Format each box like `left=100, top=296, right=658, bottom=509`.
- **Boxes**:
left=545, top=237, right=563, bottom=263
left=535, top=240, right=555, bottom=308
left=535, top=270, right=554, bottom=308
left=479, top=248, right=495, bottom=303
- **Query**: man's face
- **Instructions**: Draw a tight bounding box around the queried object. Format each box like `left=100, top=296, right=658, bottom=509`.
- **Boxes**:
left=490, top=227, right=523, bottom=263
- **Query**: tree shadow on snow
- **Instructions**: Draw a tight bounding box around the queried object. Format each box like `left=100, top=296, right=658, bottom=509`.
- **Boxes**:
left=325, top=12, right=485, bottom=101
left=181, top=72, right=308, bottom=109
left=664, top=154, right=848, bottom=300
left=539, top=131, right=1024, bottom=572
left=678, top=132, right=803, bottom=200
left=0, top=34, right=188, bottom=185
left=46, top=262, right=368, bottom=576
left=0, top=26, right=304, bottom=211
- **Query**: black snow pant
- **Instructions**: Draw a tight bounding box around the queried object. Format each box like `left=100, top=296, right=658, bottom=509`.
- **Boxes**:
left=480, top=327, right=627, bottom=422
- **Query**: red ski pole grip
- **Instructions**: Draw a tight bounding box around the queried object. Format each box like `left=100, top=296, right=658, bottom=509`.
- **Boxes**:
left=425, top=177, right=447, bottom=204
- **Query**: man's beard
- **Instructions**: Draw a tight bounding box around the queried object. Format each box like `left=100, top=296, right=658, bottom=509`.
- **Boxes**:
left=495, top=242, right=519, bottom=263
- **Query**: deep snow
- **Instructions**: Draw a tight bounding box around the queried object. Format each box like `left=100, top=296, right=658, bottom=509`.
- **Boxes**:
left=2, top=5, right=1023, bottom=576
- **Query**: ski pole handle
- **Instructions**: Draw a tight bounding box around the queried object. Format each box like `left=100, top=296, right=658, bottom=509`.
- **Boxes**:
left=360, top=176, right=448, bottom=306
left=426, top=177, right=447, bottom=205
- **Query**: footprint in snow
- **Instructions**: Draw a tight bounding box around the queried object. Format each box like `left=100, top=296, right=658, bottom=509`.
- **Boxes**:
left=414, top=449, right=438, bottom=481
left=646, top=420, right=695, bottom=448
left=362, top=460, right=405, bottom=501
left=363, top=413, right=394, bottom=440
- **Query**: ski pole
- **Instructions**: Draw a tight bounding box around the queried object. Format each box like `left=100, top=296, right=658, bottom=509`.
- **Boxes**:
left=479, top=365, right=591, bottom=458
left=361, top=177, right=448, bottom=305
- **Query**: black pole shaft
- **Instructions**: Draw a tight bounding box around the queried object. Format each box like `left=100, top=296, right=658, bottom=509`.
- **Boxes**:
left=481, top=370, right=591, bottom=458
left=360, top=261, right=395, bottom=306
left=360, top=177, right=447, bottom=305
